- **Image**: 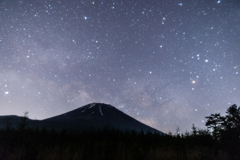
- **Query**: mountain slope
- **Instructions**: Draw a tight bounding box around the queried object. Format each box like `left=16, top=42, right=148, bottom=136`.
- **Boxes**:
left=42, top=103, right=165, bottom=134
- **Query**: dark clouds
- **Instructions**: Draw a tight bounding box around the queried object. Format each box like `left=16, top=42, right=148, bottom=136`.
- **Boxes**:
left=0, top=0, right=239, bottom=133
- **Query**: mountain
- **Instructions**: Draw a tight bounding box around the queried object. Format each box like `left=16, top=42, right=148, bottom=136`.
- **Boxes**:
left=0, top=103, right=165, bottom=135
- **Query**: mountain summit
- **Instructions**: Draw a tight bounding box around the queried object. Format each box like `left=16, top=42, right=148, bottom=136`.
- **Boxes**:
left=44, top=103, right=119, bottom=120
left=42, top=103, right=165, bottom=134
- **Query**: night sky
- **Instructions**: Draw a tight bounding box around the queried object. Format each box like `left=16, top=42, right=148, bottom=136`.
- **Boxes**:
left=0, top=0, right=239, bottom=133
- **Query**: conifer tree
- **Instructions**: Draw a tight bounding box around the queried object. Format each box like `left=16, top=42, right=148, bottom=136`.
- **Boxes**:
left=17, top=111, right=29, bottom=131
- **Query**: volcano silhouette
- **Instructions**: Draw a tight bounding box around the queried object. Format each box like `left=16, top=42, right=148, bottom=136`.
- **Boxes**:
left=0, top=103, right=165, bottom=135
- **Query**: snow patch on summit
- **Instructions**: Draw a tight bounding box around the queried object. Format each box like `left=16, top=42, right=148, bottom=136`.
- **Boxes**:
left=88, top=103, right=95, bottom=109
left=99, top=106, right=104, bottom=116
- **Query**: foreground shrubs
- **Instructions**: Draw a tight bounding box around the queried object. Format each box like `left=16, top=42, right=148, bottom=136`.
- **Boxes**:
left=0, top=126, right=232, bottom=160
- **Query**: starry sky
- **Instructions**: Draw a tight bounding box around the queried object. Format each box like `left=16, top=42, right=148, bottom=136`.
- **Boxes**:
left=0, top=0, right=240, bottom=133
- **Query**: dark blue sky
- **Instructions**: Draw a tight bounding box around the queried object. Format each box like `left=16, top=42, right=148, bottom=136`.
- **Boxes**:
left=0, top=0, right=239, bottom=133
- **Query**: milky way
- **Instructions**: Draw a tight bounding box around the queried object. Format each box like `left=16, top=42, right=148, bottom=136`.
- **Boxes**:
left=0, top=0, right=239, bottom=133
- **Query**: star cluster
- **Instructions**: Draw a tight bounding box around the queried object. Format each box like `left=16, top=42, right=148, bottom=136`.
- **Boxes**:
left=0, top=0, right=239, bottom=133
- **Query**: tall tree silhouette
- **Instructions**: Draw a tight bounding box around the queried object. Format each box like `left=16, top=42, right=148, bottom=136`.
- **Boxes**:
left=205, top=104, right=240, bottom=139
left=17, top=111, right=29, bottom=132
left=225, top=104, right=240, bottom=131
left=205, top=113, right=225, bottom=139
left=205, top=104, right=240, bottom=157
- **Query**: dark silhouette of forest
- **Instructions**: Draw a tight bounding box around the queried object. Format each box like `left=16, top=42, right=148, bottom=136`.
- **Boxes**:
left=0, top=104, right=239, bottom=160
